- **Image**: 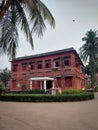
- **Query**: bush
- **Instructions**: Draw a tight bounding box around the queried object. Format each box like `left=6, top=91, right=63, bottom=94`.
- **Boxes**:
left=94, top=86, right=98, bottom=92
left=0, top=82, right=5, bottom=94
left=61, top=89, right=83, bottom=95
left=0, top=88, right=2, bottom=95
left=0, top=82, right=5, bottom=89
left=0, top=92, right=94, bottom=102
left=28, top=89, right=45, bottom=94
left=9, top=89, right=45, bottom=94
left=0, top=82, right=10, bottom=94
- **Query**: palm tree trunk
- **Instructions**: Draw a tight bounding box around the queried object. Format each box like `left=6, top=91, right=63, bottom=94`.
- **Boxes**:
left=91, top=62, right=96, bottom=88
left=0, top=0, right=12, bottom=21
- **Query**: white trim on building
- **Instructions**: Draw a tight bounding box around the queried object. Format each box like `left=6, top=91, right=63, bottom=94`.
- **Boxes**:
left=29, top=77, right=55, bottom=92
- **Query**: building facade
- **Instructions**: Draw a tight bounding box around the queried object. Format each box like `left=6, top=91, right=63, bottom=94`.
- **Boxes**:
left=10, top=48, right=85, bottom=91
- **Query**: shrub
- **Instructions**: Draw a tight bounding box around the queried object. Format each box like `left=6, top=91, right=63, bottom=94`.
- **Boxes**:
left=0, top=82, right=6, bottom=94
left=0, top=92, right=94, bottom=102
left=9, top=89, right=45, bottom=94
left=0, top=88, right=2, bottom=95
left=94, top=86, right=98, bottom=92
left=28, top=89, right=45, bottom=94
left=61, top=89, right=83, bottom=95
left=0, top=82, right=10, bottom=94
left=0, top=82, right=5, bottom=89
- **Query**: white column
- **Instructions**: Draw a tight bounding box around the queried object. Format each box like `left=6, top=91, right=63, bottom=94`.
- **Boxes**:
left=44, top=80, right=46, bottom=92
left=52, top=80, right=55, bottom=89
left=40, top=81, right=42, bottom=90
left=30, top=80, right=32, bottom=90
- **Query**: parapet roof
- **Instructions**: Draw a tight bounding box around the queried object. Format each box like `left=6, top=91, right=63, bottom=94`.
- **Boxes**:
left=12, top=47, right=83, bottom=66
left=13, top=47, right=74, bottom=60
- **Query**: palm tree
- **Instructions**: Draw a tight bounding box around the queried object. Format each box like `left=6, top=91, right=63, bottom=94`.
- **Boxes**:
left=0, top=0, right=55, bottom=59
left=79, top=29, right=98, bottom=87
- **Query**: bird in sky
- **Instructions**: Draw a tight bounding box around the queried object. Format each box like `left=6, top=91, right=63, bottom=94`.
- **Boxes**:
left=72, top=19, right=75, bottom=22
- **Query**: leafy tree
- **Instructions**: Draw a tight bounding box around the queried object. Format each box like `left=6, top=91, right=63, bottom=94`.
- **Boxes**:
left=0, top=81, right=5, bottom=88
left=0, top=68, right=11, bottom=87
left=79, top=29, right=98, bottom=87
left=84, top=65, right=98, bottom=75
left=84, top=65, right=91, bottom=75
left=0, top=0, right=55, bottom=59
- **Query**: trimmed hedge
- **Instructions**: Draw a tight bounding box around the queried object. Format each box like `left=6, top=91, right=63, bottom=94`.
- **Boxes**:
left=0, top=92, right=94, bottom=102
left=28, top=89, right=45, bottom=94
left=8, top=89, right=45, bottom=94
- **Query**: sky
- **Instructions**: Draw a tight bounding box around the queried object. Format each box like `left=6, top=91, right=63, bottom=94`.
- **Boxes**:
left=0, top=0, right=98, bottom=69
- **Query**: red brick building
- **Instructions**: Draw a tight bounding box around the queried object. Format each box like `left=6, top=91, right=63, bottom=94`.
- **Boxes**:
left=10, top=48, right=85, bottom=92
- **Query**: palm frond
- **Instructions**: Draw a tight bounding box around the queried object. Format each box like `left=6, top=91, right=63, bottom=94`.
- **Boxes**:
left=36, top=0, right=55, bottom=27
left=0, top=6, right=18, bottom=60
left=7, top=41, right=17, bottom=59
left=0, top=0, right=6, bottom=10
left=23, top=0, right=55, bottom=37
left=24, top=0, right=46, bottom=37
left=79, top=29, right=98, bottom=65
left=0, top=0, right=55, bottom=59
left=14, top=0, right=34, bottom=49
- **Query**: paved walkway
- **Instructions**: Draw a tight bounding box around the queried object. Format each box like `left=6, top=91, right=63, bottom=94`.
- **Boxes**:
left=0, top=93, right=98, bottom=130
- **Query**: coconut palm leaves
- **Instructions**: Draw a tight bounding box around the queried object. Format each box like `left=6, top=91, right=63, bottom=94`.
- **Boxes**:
left=0, top=0, right=55, bottom=59
left=79, top=29, right=98, bottom=87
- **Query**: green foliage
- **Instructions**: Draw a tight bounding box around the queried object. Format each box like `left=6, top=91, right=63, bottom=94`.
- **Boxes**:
left=0, top=0, right=55, bottom=59
left=28, top=89, right=45, bottom=94
left=0, top=82, right=4, bottom=94
left=9, top=89, right=45, bottom=94
left=84, top=65, right=98, bottom=75
left=94, top=86, right=98, bottom=92
left=0, top=82, right=10, bottom=94
left=84, top=65, right=91, bottom=75
left=0, top=81, right=5, bottom=89
left=79, top=29, right=98, bottom=87
left=3, top=86, right=10, bottom=93
left=61, top=89, right=83, bottom=95
left=0, top=92, right=94, bottom=102
left=0, top=88, right=2, bottom=95
left=0, top=68, right=11, bottom=87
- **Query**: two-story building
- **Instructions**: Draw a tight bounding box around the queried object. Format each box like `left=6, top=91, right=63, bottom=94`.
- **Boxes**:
left=10, top=48, right=85, bottom=92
